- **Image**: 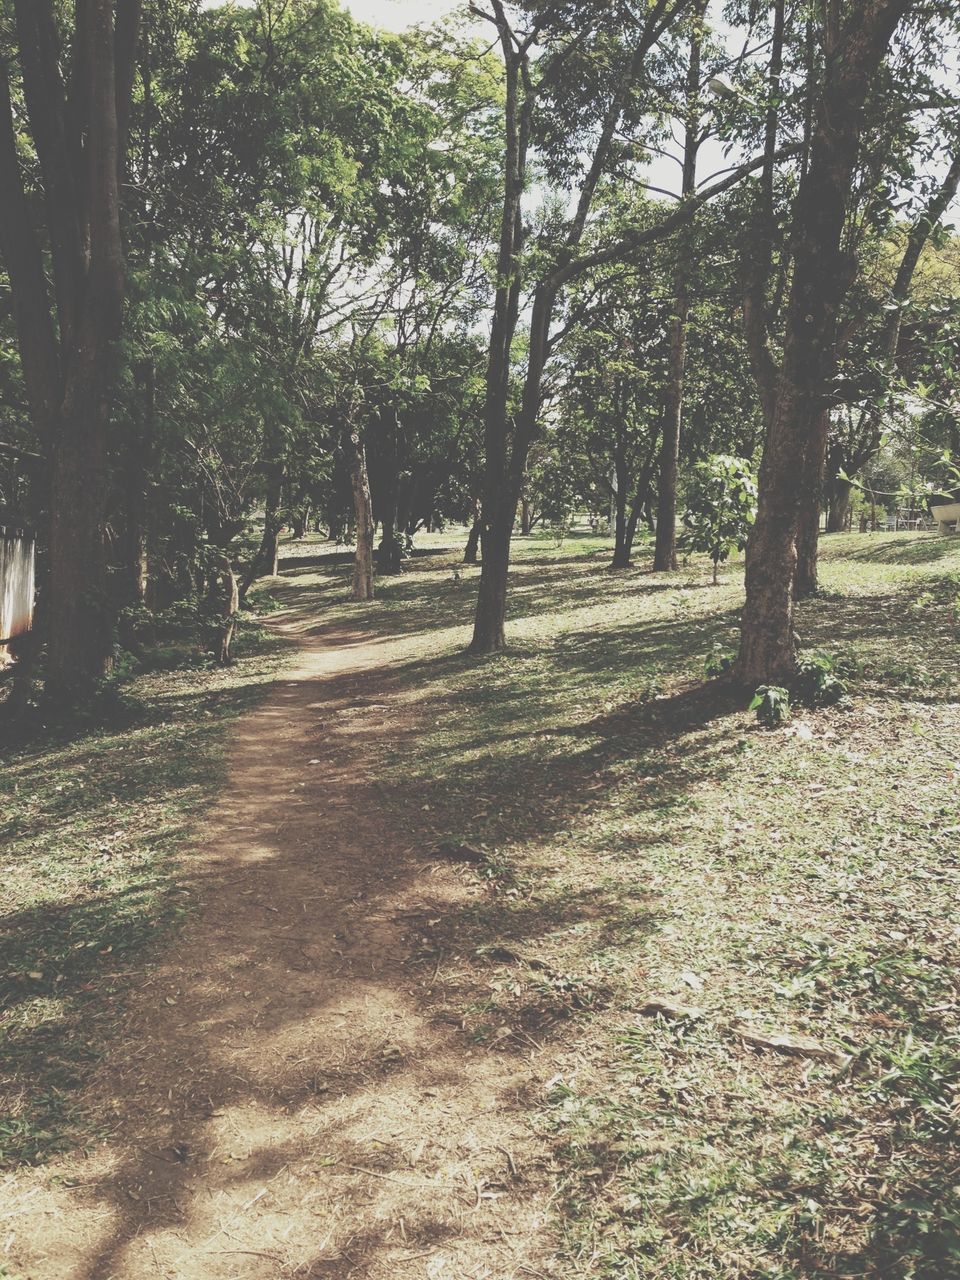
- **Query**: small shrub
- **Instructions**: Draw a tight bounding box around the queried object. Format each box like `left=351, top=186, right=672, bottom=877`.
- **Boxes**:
left=749, top=684, right=790, bottom=728
left=795, top=653, right=847, bottom=706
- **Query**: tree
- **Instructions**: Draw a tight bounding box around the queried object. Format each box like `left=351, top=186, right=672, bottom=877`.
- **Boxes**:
left=736, top=0, right=922, bottom=685
left=652, top=0, right=706, bottom=572
left=468, top=0, right=788, bottom=654
left=0, top=0, right=143, bottom=703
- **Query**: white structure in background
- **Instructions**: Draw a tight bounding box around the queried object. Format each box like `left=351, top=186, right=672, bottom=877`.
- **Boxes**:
left=931, top=502, right=960, bottom=534
left=0, top=526, right=35, bottom=661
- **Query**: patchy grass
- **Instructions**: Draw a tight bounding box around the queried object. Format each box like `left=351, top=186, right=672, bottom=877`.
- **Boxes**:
left=5, top=527, right=959, bottom=1277
left=0, top=621, right=293, bottom=1167
left=265, top=528, right=960, bottom=1279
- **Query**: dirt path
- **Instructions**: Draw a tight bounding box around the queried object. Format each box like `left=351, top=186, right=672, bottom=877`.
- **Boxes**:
left=4, top=604, right=554, bottom=1280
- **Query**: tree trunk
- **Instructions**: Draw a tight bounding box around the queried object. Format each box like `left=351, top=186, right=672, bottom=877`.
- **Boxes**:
left=520, top=492, right=533, bottom=536
left=261, top=461, right=283, bottom=577
left=652, top=286, right=688, bottom=572
left=740, top=0, right=785, bottom=433
left=0, top=1, right=143, bottom=705
left=348, top=432, right=375, bottom=601
left=610, top=454, right=630, bottom=568
left=378, top=522, right=404, bottom=573
left=794, top=407, right=830, bottom=598
left=827, top=481, right=852, bottom=532
left=469, top=12, right=532, bottom=654
left=121, top=356, right=153, bottom=612
left=736, top=1, right=913, bottom=686
left=215, top=561, right=239, bottom=665
left=464, top=510, right=481, bottom=564
left=470, top=514, right=510, bottom=652
left=652, top=5, right=702, bottom=572
left=291, top=504, right=310, bottom=539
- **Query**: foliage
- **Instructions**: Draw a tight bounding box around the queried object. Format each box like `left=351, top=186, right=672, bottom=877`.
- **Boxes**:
left=681, top=454, right=758, bottom=582
left=749, top=683, right=791, bottom=728
left=794, top=653, right=847, bottom=706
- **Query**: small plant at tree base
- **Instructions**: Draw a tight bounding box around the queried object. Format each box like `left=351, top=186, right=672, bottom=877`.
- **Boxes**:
left=704, top=642, right=735, bottom=678
left=681, top=454, right=758, bottom=584
left=750, top=684, right=790, bottom=728
left=795, top=653, right=847, bottom=706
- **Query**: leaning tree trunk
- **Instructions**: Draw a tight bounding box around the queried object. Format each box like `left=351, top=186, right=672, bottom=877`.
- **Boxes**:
left=736, top=0, right=914, bottom=686
left=347, top=432, right=375, bottom=601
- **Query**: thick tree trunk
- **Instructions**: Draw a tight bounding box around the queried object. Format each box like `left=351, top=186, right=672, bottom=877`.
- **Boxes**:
left=46, top=2, right=133, bottom=702
left=471, top=514, right=510, bottom=652
left=736, top=2, right=913, bottom=686
left=348, top=432, right=375, bottom=601
left=0, top=1, right=143, bottom=705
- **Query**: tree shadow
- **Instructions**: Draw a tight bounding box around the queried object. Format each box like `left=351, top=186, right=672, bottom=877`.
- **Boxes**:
left=821, top=532, right=960, bottom=566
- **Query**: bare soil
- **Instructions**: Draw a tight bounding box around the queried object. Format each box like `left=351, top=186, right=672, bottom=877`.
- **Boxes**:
left=3, top=602, right=554, bottom=1280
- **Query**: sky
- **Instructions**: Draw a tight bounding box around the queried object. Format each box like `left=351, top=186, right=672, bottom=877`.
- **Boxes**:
left=343, top=0, right=465, bottom=29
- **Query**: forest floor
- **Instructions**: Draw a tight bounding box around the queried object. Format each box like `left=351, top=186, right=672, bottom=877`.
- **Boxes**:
left=2, top=529, right=959, bottom=1279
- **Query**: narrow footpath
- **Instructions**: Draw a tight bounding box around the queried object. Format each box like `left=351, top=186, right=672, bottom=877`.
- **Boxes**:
left=5, top=597, right=553, bottom=1280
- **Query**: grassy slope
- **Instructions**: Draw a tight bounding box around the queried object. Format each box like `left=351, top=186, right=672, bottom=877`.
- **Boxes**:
left=278, top=529, right=960, bottom=1279
left=0, top=624, right=292, bottom=1166
left=3, top=530, right=959, bottom=1278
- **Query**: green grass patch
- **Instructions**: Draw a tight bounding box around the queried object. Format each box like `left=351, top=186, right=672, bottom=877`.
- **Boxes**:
left=264, top=528, right=960, bottom=1278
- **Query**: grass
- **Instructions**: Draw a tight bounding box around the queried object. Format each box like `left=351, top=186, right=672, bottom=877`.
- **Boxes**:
left=265, top=527, right=960, bottom=1279
left=0, top=618, right=292, bottom=1167
left=4, top=526, right=959, bottom=1277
